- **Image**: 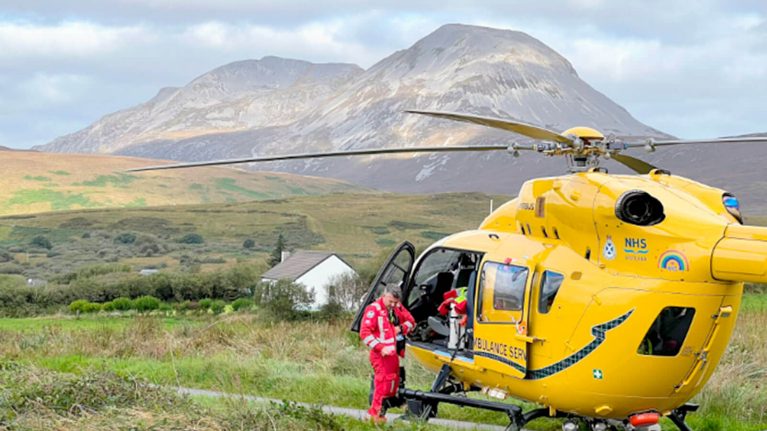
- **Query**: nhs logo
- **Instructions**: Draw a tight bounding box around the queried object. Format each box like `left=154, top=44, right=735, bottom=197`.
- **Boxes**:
left=624, top=237, right=648, bottom=261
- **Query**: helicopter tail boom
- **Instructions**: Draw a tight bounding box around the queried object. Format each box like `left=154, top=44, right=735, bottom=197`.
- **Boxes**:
left=712, top=224, right=767, bottom=284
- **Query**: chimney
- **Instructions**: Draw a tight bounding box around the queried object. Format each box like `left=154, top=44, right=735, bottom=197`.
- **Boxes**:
left=281, top=251, right=291, bottom=262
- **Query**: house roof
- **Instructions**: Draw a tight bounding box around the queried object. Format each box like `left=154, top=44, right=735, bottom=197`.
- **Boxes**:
left=261, top=250, right=353, bottom=281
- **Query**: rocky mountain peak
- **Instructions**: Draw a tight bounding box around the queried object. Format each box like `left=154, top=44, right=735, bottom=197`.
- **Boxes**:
left=367, top=23, right=577, bottom=81
left=188, top=56, right=363, bottom=95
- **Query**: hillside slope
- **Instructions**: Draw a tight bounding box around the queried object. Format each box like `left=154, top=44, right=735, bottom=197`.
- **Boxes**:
left=0, top=151, right=364, bottom=216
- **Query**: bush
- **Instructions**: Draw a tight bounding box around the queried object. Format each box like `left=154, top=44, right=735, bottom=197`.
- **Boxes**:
left=318, top=300, right=346, bottom=321
left=30, top=235, right=52, bottom=250
left=68, top=299, right=101, bottom=314
left=210, top=299, right=226, bottom=314
left=0, top=249, right=12, bottom=263
left=253, top=280, right=313, bottom=321
left=199, top=298, right=213, bottom=310
left=104, top=297, right=132, bottom=311
left=178, top=233, right=204, bottom=244
left=231, top=298, right=254, bottom=311
left=82, top=302, right=103, bottom=313
left=114, top=232, right=137, bottom=245
left=242, top=239, right=256, bottom=249
left=131, top=295, right=160, bottom=312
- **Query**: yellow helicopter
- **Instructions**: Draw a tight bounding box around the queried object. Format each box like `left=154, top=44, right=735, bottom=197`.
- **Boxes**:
left=130, top=110, right=767, bottom=431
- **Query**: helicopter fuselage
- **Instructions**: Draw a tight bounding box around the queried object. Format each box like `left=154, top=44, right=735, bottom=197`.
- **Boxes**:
left=399, top=170, right=766, bottom=420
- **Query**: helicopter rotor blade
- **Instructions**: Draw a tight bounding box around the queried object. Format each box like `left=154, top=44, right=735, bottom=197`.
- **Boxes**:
left=405, top=110, right=575, bottom=147
left=126, top=145, right=512, bottom=172
left=618, top=136, right=767, bottom=150
left=611, top=153, right=658, bottom=174
left=652, top=136, right=767, bottom=146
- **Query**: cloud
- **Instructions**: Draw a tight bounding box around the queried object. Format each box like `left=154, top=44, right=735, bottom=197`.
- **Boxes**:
left=0, top=21, right=146, bottom=59
left=0, top=1, right=765, bottom=148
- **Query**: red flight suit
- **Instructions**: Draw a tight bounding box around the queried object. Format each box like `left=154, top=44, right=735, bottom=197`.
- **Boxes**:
left=359, top=297, right=415, bottom=418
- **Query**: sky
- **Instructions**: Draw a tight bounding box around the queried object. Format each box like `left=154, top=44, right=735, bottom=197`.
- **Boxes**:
left=0, top=0, right=765, bottom=149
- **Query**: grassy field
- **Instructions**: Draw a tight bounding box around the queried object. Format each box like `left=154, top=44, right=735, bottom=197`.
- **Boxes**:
left=0, top=150, right=365, bottom=216
left=0, top=192, right=508, bottom=279
left=1, top=295, right=765, bottom=431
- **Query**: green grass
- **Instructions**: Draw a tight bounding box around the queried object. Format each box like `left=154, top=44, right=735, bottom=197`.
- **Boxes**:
left=215, top=177, right=272, bottom=200
left=0, top=315, right=193, bottom=332
left=23, top=175, right=52, bottom=182
left=0, top=362, right=415, bottom=431
left=1, top=308, right=764, bottom=430
left=742, top=293, right=767, bottom=312
left=3, top=189, right=96, bottom=211
left=74, top=174, right=138, bottom=187
left=0, top=192, right=507, bottom=278
left=49, top=170, right=71, bottom=176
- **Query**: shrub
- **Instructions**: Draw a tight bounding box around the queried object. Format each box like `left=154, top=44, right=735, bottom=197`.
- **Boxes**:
left=110, top=297, right=133, bottom=311
left=114, top=232, right=137, bottom=245
left=82, top=302, right=103, bottom=313
left=210, top=299, right=226, bottom=314
left=69, top=299, right=99, bottom=314
left=231, top=297, right=254, bottom=311
left=253, top=279, right=313, bottom=321
left=131, top=295, right=160, bottom=312
left=318, top=300, right=346, bottom=320
left=30, top=235, right=52, bottom=250
left=0, top=249, right=12, bottom=263
left=242, top=239, right=256, bottom=249
left=178, top=233, right=204, bottom=244
left=199, top=298, right=213, bottom=310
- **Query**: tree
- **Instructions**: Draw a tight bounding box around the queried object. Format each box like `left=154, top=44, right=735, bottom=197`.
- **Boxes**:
left=253, top=279, right=314, bottom=320
left=268, top=234, right=286, bottom=268
left=324, top=272, right=368, bottom=311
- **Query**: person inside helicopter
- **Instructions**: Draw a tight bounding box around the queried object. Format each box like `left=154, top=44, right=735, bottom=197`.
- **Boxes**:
left=406, top=250, right=479, bottom=350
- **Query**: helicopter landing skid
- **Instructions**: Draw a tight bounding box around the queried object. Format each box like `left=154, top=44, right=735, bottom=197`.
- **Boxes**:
left=398, top=366, right=701, bottom=431
left=398, top=364, right=568, bottom=431
left=667, top=403, right=698, bottom=431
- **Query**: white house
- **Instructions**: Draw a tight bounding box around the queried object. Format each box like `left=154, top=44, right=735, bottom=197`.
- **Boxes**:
left=260, top=250, right=356, bottom=308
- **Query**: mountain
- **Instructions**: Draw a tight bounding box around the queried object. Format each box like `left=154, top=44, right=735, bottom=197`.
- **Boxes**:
left=37, top=24, right=767, bottom=212
left=43, top=57, right=363, bottom=153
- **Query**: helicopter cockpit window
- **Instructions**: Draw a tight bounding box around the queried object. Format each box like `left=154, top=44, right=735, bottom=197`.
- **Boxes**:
left=538, top=270, right=564, bottom=314
left=638, top=307, right=696, bottom=357
left=406, top=248, right=480, bottom=326
left=408, top=249, right=464, bottom=305
left=478, top=262, right=528, bottom=322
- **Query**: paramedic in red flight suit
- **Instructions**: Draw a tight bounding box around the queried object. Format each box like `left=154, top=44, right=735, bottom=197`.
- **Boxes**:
left=359, top=283, right=415, bottom=423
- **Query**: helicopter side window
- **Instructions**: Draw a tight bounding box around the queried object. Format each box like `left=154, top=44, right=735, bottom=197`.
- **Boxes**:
left=478, top=262, right=528, bottom=322
left=637, top=307, right=696, bottom=357
left=538, top=270, right=565, bottom=314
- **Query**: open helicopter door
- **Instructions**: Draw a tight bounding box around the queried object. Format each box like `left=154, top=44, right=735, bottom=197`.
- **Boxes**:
left=350, top=241, right=416, bottom=332
left=472, top=259, right=531, bottom=379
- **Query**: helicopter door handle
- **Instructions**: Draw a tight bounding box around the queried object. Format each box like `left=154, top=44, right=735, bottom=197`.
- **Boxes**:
left=514, top=334, right=545, bottom=343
